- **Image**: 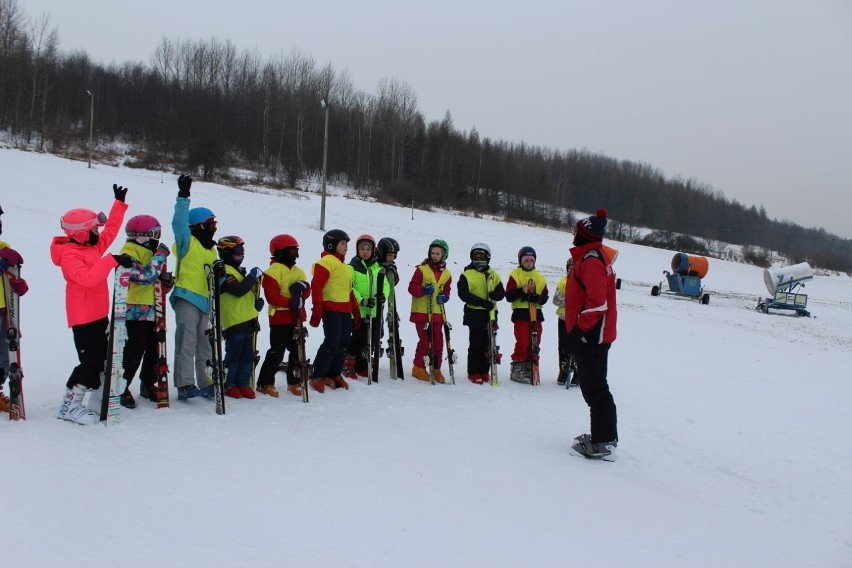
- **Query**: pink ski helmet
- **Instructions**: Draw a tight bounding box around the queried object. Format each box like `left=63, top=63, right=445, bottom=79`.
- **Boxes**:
left=125, top=215, right=162, bottom=242
left=61, top=208, right=106, bottom=243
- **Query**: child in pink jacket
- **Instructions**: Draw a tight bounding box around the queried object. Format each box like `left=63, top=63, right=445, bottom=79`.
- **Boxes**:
left=49, top=185, right=131, bottom=425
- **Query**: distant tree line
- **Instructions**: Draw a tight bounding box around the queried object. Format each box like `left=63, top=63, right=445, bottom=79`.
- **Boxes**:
left=1, top=0, right=849, bottom=271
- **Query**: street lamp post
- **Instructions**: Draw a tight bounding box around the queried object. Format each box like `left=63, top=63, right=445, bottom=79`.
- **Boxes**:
left=319, top=98, right=330, bottom=231
left=86, top=90, right=93, bottom=169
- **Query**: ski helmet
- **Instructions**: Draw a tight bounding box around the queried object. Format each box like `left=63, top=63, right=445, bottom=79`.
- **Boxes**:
left=61, top=208, right=107, bottom=244
left=217, top=235, right=245, bottom=262
left=356, top=233, right=376, bottom=252
left=377, top=237, right=400, bottom=259
left=125, top=215, right=162, bottom=241
left=517, top=246, right=537, bottom=264
left=470, top=242, right=491, bottom=261
left=429, top=239, right=449, bottom=262
left=269, top=234, right=299, bottom=256
left=188, top=207, right=215, bottom=226
left=323, top=229, right=350, bottom=251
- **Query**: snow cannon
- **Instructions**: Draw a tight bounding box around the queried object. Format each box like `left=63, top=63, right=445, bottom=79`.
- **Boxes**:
left=670, top=253, right=709, bottom=279
left=651, top=253, right=710, bottom=305
left=756, top=262, right=813, bottom=317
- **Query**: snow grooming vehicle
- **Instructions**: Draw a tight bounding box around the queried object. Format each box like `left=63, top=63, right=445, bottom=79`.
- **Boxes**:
left=651, top=252, right=710, bottom=305
left=756, top=262, right=813, bottom=317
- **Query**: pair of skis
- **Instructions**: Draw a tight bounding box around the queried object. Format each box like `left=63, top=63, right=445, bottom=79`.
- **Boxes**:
left=485, top=271, right=501, bottom=387
left=205, top=261, right=226, bottom=415
left=384, top=268, right=404, bottom=380
left=528, top=279, right=541, bottom=386
left=423, top=291, right=456, bottom=385
left=2, top=266, right=25, bottom=420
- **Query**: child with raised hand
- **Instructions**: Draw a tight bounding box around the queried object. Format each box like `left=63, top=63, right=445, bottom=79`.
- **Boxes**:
left=256, top=234, right=310, bottom=397
left=118, top=214, right=172, bottom=407
left=0, top=203, right=29, bottom=414
left=457, top=243, right=504, bottom=385
left=216, top=236, right=265, bottom=399
left=50, top=184, right=130, bottom=425
left=504, top=246, right=549, bottom=384
left=170, top=174, right=220, bottom=401
left=308, top=229, right=360, bottom=393
left=407, top=239, right=452, bottom=383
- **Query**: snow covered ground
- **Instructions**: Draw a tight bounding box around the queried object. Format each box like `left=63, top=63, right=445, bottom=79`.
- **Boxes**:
left=2, top=148, right=851, bottom=568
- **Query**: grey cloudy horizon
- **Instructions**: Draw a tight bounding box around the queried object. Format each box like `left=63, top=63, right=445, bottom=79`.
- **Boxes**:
left=25, top=0, right=852, bottom=239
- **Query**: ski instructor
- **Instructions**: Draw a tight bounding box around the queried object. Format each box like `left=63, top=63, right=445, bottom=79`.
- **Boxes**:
left=565, top=209, right=619, bottom=460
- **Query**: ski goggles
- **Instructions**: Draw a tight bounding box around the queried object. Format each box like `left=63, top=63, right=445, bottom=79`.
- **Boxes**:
left=128, top=226, right=162, bottom=240
left=60, top=211, right=107, bottom=232
left=471, top=250, right=489, bottom=261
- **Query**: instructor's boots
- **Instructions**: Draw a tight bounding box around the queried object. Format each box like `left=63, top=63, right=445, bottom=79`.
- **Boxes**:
left=57, top=385, right=99, bottom=425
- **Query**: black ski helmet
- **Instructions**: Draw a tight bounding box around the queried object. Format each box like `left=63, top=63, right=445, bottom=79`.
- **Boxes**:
left=517, top=246, right=537, bottom=264
left=377, top=237, right=400, bottom=259
left=323, top=229, right=350, bottom=251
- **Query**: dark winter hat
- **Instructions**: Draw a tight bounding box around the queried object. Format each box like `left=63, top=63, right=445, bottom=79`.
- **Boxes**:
left=575, top=208, right=608, bottom=242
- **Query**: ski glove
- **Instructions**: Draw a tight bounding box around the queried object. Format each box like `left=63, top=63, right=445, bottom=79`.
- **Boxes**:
left=567, top=325, right=588, bottom=351
left=9, top=277, right=28, bottom=296
left=159, top=271, right=175, bottom=289
left=113, top=184, right=128, bottom=202
left=112, top=253, right=134, bottom=268
left=422, top=284, right=435, bottom=296
left=526, top=292, right=541, bottom=304
left=249, top=267, right=264, bottom=281
left=360, top=298, right=376, bottom=309
left=309, top=311, right=322, bottom=328
left=479, top=299, right=495, bottom=311
left=254, top=297, right=265, bottom=311
left=0, top=247, right=23, bottom=268
left=155, top=244, right=171, bottom=258
left=288, top=295, right=303, bottom=311
left=289, top=280, right=309, bottom=296
left=177, top=174, right=192, bottom=198
left=488, top=290, right=502, bottom=301
left=436, top=293, right=448, bottom=305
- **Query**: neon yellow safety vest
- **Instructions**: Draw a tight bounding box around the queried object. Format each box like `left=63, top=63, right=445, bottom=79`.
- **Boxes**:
left=220, top=264, right=259, bottom=330
left=410, top=264, right=451, bottom=315
left=509, top=267, right=547, bottom=310
left=265, top=262, right=308, bottom=315
left=462, top=267, right=501, bottom=312
left=312, top=254, right=352, bottom=303
left=120, top=241, right=155, bottom=306
left=173, top=237, right=218, bottom=297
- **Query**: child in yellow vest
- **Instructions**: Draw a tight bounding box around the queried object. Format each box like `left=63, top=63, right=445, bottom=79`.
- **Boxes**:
left=118, top=214, right=172, bottom=407
left=407, top=239, right=452, bottom=383
left=552, top=258, right=577, bottom=386
left=504, top=246, right=549, bottom=384
left=216, top=236, right=264, bottom=399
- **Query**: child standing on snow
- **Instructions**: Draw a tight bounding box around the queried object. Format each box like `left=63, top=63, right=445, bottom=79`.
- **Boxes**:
left=256, top=234, right=310, bottom=397
left=216, top=236, right=264, bottom=399
left=308, top=229, right=360, bottom=393
left=344, top=234, right=389, bottom=380
left=118, top=214, right=173, bottom=408
left=0, top=204, right=29, bottom=414
left=407, top=239, right=452, bottom=383
left=50, top=184, right=132, bottom=425
left=457, top=243, right=505, bottom=385
left=170, top=175, right=220, bottom=401
left=504, top=246, right=549, bottom=384
left=552, top=258, right=577, bottom=386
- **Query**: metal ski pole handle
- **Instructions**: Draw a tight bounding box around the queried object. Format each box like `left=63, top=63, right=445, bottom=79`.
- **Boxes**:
left=3, top=266, right=25, bottom=419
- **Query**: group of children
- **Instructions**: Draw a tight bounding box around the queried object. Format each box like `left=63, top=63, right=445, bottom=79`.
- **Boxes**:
left=1, top=175, right=617, bottom=450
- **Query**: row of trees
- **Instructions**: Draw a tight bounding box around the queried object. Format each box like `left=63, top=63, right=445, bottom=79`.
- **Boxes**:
left=1, top=0, right=849, bottom=271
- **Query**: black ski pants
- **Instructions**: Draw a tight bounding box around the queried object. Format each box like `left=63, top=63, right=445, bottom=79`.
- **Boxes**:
left=67, top=317, right=109, bottom=390
left=574, top=342, right=617, bottom=443
left=123, top=320, right=157, bottom=390
left=257, top=323, right=300, bottom=387
left=311, top=311, right=352, bottom=379
left=466, top=324, right=489, bottom=375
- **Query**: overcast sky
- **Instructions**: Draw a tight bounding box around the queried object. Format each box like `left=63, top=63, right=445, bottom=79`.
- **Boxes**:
left=25, top=0, right=852, bottom=238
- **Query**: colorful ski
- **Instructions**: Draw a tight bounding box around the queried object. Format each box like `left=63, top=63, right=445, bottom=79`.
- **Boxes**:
left=102, top=268, right=131, bottom=424
left=3, top=266, right=25, bottom=420
left=153, top=265, right=171, bottom=408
